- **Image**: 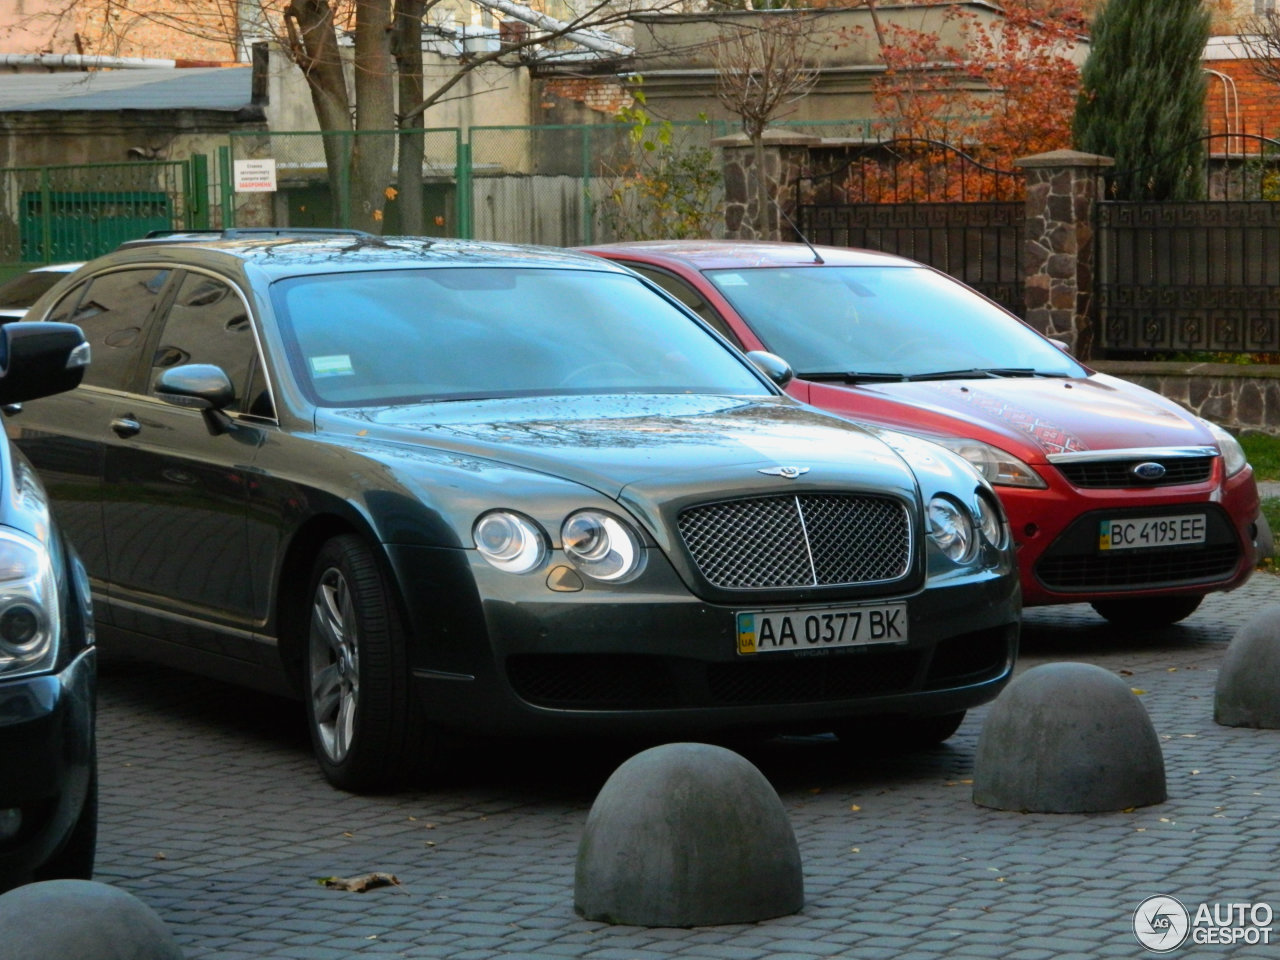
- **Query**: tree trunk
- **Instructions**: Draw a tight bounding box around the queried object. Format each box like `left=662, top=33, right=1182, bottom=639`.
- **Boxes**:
left=751, top=132, right=768, bottom=238
left=350, top=0, right=397, bottom=232
left=393, top=0, right=426, bottom=235
left=284, top=0, right=354, bottom=224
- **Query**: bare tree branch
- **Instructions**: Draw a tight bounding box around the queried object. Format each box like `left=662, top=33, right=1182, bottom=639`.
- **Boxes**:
left=712, top=15, right=819, bottom=139
left=1240, top=12, right=1280, bottom=89
left=711, top=14, right=819, bottom=235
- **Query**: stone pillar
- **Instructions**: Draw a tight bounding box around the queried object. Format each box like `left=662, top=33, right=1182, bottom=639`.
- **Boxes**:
left=714, top=129, right=820, bottom=241
left=1014, top=150, right=1114, bottom=359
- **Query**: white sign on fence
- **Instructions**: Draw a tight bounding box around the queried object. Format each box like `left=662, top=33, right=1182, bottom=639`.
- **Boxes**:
left=234, top=159, right=277, bottom=193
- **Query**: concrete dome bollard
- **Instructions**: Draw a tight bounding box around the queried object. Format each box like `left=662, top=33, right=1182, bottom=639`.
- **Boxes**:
left=1215, top=604, right=1280, bottom=727
left=973, top=662, right=1166, bottom=813
left=0, top=880, right=183, bottom=960
left=575, top=742, right=804, bottom=926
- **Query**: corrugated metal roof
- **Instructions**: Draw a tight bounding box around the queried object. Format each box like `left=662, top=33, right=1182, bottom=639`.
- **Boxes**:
left=0, top=66, right=252, bottom=112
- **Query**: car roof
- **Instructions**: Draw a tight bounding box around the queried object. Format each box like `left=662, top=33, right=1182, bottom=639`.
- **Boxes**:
left=116, top=227, right=376, bottom=248
left=582, top=240, right=920, bottom=271
left=85, top=236, right=635, bottom=281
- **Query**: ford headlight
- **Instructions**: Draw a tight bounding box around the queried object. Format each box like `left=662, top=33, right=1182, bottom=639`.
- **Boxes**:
left=927, top=496, right=975, bottom=563
left=0, top=528, right=60, bottom=678
left=562, top=511, right=643, bottom=581
left=1203, top=419, right=1248, bottom=477
left=928, top=437, right=1046, bottom=489
left=474, top=511, right=547, bottom=574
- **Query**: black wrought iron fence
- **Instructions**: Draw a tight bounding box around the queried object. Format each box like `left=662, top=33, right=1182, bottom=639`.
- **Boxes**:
left=1097, top=133, right=1280, bottom=355
left=796, top=139, right=1025, bottom=316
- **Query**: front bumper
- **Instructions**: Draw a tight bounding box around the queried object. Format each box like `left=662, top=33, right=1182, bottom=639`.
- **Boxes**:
left=1003, top=463, right=1259, bottom=607
left=391, top=544, right=1020, bottom=738
left=0, top=646, right=95, bottom=890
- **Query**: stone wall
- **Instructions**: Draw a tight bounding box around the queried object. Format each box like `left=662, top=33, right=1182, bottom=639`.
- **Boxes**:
left=714, top=131, right=816, bottom=240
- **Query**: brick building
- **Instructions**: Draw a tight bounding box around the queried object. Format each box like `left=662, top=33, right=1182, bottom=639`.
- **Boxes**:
left=0, top=0, right=242, bottom=62
left=1204, top=34, right=1280, bottom=143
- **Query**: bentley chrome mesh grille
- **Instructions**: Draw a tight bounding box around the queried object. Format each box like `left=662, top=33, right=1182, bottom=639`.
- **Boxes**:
left=677, top=494, right=911, bottom=589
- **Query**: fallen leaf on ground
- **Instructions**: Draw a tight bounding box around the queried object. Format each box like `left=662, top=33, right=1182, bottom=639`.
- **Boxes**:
left=320, top=872, right=402, bottom=892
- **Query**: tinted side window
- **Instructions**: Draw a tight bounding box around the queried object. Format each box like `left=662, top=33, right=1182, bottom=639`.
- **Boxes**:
left=47, top=269, right=170, bottom=389
left=150, top=273, right=257, bottom=413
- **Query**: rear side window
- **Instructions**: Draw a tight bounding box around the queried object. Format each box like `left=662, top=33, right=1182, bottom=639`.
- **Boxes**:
left=149, top=273, right=258, bottom=413
left=46, top=268, right=170, bottom=390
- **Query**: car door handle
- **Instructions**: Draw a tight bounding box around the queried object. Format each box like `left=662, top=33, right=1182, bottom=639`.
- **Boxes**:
left=110, top=416, right=141, bottom=438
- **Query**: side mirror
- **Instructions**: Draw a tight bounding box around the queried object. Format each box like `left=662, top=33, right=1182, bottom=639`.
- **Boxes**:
left=154, top=364, right=235, bottom=411
left=0, top=322, right=90, bottom=405
left=745, top=350, right=794, bottom=389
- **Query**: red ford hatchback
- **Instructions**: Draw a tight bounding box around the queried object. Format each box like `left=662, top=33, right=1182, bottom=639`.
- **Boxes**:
left=583, top=240, right=1263, bottom=626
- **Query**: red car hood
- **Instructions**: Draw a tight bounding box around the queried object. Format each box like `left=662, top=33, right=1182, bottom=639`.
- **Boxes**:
left=798, top=372, right=1213, bottom=462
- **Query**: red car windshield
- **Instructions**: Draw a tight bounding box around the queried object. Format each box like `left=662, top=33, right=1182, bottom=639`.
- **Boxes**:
left=705, top=265, right=1087, bottom=381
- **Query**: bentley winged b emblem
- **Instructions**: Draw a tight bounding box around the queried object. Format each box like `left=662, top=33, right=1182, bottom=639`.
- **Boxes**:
left=758, top=465, right=810, bottom=479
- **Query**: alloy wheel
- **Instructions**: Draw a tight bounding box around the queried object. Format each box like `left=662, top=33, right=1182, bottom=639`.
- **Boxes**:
left=309, top=566, right=360, bottom=764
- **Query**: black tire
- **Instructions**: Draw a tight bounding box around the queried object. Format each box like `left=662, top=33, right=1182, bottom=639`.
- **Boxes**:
left=303, top=535, right=433, bottom=792
left=1090, top=595, right=1204, bottom=628
left=834, top=711, right=966, bottom=754
left=34, top=766, right=97, bottom=882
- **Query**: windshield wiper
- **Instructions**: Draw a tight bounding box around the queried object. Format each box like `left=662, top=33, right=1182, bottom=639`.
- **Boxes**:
left=801, top=371, right=908, bottom=384
left=903, top=367, right=1058, bottom=382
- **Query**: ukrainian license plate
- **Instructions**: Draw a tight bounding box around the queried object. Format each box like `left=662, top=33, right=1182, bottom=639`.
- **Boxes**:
left=1098, top=514, right=1207, bottom=552
left=736, top=603, right=908, bottom=655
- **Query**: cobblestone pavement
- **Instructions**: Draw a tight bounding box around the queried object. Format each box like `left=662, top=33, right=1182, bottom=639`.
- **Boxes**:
left=95, top=575, right=1280, bottom=960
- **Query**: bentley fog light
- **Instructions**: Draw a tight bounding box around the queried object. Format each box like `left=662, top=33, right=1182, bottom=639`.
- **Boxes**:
left=0, top=528, right=59, bottom=677
left=930, top=437, right=1046, bottom=489
left=473, top=511, right=547, bottom=574
left=927, top=496, right=975, bottom=562
left=562, top=511, right=643, bottom=581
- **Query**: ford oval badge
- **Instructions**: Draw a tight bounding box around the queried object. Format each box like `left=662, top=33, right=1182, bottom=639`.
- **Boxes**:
left=759, top=466, right=810, bottom=479
left=1132, top=461, right=1167, bottom=481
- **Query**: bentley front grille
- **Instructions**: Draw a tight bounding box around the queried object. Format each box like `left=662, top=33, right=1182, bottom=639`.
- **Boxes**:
left=677, top=493, right=911, bottom=590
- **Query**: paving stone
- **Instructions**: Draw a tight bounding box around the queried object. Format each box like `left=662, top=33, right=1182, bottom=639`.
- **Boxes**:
left=82, top=575, right=1280, bottom=959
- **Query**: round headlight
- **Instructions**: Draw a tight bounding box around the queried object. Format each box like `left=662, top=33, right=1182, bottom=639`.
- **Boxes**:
left=927, top=496, right=975, bottom=563
left=473, top=511, right=547, bottom=574
left=562, top=511, right=643, bottom=581
left=974, top=491, right=1005, bottom=549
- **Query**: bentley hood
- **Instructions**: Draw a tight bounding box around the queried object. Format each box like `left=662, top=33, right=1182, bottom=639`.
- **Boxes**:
left=316, top=394, right=925, bottom=502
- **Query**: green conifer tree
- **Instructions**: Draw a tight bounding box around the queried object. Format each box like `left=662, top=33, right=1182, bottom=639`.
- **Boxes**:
left=1072, top=0, right=1209, bottom=200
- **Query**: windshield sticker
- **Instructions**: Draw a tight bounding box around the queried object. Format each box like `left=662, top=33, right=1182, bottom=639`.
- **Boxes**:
left=310, top=355, right=355, bottom=378
left=715, top=273, right=748, bottom=287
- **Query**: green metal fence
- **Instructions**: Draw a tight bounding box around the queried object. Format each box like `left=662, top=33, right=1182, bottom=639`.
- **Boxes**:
left=1, top=119, right=877, bottom=278
left=0, top=159, right=201, bottom=273
left=227, top=129, right=464, bottom=236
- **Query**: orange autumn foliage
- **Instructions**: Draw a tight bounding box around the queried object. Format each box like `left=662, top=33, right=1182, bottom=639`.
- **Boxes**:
left=840, top=1, right=1085, bottom=203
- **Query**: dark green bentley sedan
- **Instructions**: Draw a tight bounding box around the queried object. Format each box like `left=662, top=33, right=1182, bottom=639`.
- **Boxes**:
left=10, top=236, right=1019, bottom=791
